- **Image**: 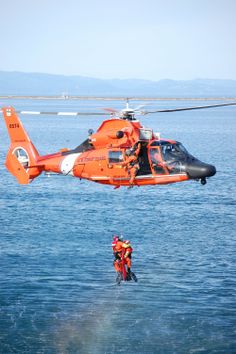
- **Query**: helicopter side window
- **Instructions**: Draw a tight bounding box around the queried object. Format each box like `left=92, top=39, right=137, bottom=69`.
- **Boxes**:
left=108, top=151, right=123, bottom=163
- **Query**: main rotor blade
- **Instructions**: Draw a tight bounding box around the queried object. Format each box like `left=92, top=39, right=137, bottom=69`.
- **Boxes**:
left=144, top=102, right=236, bottom=114
left=133, top=105, right=147, bottom=111
left=14, top=110, right=110, bottom=116
left=103, top=108, right=119, bottom=113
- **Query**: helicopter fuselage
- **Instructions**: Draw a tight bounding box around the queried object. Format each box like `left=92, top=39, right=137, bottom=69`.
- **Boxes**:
left=36, top=117, right=216, bottom=187
left=2, top=107, right=216, bottom=187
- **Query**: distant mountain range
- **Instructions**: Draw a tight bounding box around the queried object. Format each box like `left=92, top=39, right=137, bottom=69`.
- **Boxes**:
left=0, top=71, right=236, bottom=97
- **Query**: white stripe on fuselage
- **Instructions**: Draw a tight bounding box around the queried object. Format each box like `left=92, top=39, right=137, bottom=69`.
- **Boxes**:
left=60, top=153, right=81, bottom=175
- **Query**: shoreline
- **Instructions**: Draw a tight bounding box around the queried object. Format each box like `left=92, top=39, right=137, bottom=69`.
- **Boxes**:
left=0, top=95, right=236, bottom=101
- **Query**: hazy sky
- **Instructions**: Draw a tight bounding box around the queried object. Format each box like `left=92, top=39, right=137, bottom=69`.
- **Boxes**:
left=1, top=0, right=235, bottom=80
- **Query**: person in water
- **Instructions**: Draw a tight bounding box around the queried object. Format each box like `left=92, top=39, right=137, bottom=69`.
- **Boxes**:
left=112, top=235, right=124, bottom=272
left=122, top=239, right=133, bottom=273
left=112, top=236, right=133, bottom=275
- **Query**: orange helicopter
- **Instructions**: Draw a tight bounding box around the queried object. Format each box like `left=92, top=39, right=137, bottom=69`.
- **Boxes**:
left=2, top=100, right=236, bottom=188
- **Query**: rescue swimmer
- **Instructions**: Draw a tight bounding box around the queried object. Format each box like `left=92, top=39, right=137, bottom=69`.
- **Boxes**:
left=112, top=235, right=137, bottom=284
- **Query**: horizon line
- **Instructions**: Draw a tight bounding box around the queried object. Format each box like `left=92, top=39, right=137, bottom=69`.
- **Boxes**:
left=0, top=70, right=235, bottom=82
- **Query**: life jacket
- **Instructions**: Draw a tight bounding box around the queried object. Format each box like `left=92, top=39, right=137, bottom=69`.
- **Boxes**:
left=123, top=242, right=133, bottom=258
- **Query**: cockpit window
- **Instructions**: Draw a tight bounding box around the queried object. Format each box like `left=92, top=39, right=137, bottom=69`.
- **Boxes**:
left=109, top=151, right=124, bottom=163
left=161, top=142, right=189, bottom=162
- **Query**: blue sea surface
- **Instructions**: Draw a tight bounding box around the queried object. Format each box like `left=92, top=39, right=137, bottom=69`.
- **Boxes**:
left=0, top=99, right=235, bottom=354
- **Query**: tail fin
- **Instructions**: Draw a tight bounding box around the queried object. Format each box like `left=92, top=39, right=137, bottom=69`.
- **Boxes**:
left=2, top=107, right=42, bottom=184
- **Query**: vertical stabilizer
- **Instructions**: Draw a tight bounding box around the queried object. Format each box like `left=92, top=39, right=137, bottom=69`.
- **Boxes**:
left=2, top=107, right=42, bottom=184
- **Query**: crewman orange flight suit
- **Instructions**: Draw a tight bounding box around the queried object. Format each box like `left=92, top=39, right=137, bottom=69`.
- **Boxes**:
left=123, top=143, right=141, bottom=186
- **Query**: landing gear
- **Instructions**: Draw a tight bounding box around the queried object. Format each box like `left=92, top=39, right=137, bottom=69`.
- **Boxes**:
left=201, top=178, right=207, bottom=185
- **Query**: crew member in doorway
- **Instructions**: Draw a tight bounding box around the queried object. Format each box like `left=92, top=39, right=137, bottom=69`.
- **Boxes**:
left=122, top=142, right=141, bottom=187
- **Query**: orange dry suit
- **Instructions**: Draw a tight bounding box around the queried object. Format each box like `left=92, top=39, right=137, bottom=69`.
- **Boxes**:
left=112, top=240, right=125, bottom=272
left=122, top=143, right=141, bottom=186
left=113, top=240, right=124, bottom=254
left=122, top=241, right=133, bottom=270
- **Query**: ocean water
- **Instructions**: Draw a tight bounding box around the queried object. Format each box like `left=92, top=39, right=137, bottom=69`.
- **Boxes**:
left=0, top=98, right=235, bottom=354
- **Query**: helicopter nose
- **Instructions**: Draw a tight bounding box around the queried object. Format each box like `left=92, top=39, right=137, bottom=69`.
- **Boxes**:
left=186, top=160, right=216, bottom=179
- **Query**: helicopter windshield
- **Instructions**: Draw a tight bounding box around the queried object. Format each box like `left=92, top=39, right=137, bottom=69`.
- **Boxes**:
left=149, top=141, right=191, bottom=175
left=160, top=142, right=189, bottom=163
